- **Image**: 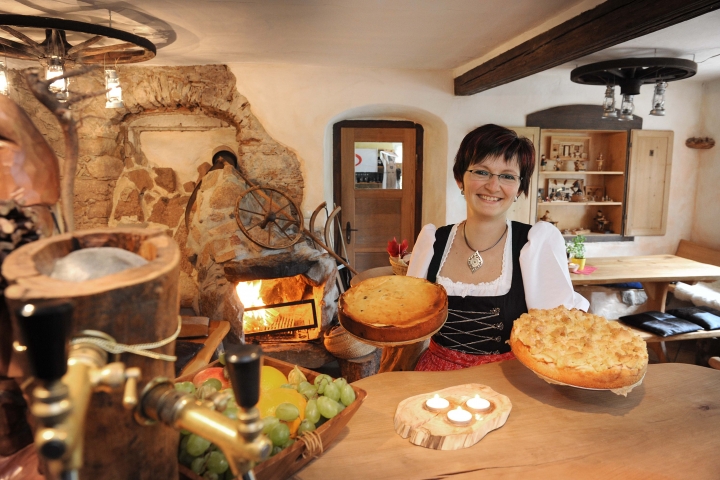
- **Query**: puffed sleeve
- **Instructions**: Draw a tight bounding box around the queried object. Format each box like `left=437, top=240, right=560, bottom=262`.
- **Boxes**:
left=519, top=222, right=589, bottom=311
left=406, top=224, right=437, bottom=279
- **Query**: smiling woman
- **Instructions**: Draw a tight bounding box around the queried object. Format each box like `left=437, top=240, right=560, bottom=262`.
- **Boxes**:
left=404, top=124, right=589, bottom=372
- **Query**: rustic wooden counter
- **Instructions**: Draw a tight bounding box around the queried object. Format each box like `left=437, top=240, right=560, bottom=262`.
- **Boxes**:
left=292, top=360, right=720, bottom=479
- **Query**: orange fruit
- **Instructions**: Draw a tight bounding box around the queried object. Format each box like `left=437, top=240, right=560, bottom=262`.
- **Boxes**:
left=257, top=387, right=306, bottom=437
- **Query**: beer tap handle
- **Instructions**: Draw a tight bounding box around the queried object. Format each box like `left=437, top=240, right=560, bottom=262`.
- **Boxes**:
left=225, top=344, right=262, bottom=409
left=15, top=300, right=73, bottom=382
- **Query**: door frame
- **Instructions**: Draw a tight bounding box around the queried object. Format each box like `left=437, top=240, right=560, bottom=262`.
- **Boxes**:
left=332, top=120, right=425, bottom=252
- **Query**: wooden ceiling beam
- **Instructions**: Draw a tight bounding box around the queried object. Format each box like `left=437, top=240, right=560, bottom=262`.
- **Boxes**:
left=454, top=0, right=720, bottom=96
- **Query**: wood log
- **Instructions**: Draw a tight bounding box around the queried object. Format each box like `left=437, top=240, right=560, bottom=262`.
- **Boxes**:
left=337, top=348, right=381, bottom=382
left=394, top=383, right=511, bottom=450
left=2, top=227, right=180, bottom=480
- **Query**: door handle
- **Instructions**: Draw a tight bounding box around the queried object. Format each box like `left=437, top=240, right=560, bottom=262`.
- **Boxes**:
left=346, top=222, right=358, bottom=243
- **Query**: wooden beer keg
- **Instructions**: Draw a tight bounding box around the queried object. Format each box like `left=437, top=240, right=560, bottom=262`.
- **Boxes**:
left=2, top=228, right=180, bottom=480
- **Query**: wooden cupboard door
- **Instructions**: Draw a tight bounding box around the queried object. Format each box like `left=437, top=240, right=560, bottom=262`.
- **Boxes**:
left=625, top=130, right=674, bottom=236
left=340, top=127, right=417, bottom=272
left=505, top=126, right=540, bottom=224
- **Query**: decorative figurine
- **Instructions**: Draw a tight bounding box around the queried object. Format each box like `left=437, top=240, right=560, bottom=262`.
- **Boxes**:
left=596, top=154, right=604, bottom=171
left=540, top=154, right=547, bottom=171
left=594, top=209, right=611, bottom=233
left=540, top=210, right=559, bottom=227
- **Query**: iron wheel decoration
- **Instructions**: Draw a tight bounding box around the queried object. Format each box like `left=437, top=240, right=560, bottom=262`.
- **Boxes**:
left=571, top=57, right=697, bottom=119
left=235, top=186, right=304, bottom=250
left=0, top=14, right=156, bottom=65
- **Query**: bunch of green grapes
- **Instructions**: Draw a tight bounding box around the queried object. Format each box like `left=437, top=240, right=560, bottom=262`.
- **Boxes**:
left=175, top=364, right=357, bottom=477
left=175, top=378, right=237, bottom=479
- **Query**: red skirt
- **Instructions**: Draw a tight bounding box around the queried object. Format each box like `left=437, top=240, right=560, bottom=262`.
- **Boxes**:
left=414, top=339, right=515, bottom=371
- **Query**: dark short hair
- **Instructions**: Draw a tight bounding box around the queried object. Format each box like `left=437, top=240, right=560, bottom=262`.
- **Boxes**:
left=453, top=124, right=535, bottom=197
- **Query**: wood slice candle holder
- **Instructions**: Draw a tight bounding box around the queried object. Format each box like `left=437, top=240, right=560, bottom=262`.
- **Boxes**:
left=394, top=383, right=511, bottom=450
left=2, top=228, right=180, bottom=480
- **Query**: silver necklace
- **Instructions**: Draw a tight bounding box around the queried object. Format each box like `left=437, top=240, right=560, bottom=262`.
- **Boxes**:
left=461, top=222, right=508, bottom=273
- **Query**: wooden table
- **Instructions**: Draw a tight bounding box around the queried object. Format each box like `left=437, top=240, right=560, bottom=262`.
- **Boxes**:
left=571, top=255, right=720, bottom=362
left=292, top=360, right=720, bottom=480
left=570, top=254, right=720, bottom=312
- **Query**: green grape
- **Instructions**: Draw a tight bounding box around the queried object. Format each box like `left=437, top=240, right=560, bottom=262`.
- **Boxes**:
left=271, top=445, right=283, bottom=457
left=191, top=456, right=206, bottom=475
left=224, top=469, right=235, bottom=480
left=180, top=428, right=192, bottom=436
left=202, top=378, right=223, bottom=391
left=275, top=402, right=299, bottom=422
left=298, top=384, right=318, bottom=400
left=206, top=451, right=229, bottom=474
left=178, top=450, right=195, bottom=467
left=305, top=399, right=320, bottom=424
left=218, top=352, right=226, bottom=365
left=175, top=381, right=196, bottom=395
left=297, top=418, right=316, bottom=435
left=196, top=385, right=218, bottom=400
left=203, top=472, right=219, bottom=480
left=340, top=384, right=356, bottom=406
left=313, top=374, right=332, bottom=387
left=268, top=423, right=290, bottom=446
left=298, top=381, right=312, bottom=391
left=281, top=438, right=296, bottom=449
left=262, top=416, right=280, bottom=434
left=186, top=434, right=212, bottom=457
left=179, top=434, right=190, bottom=452
left=333, top=377, right=348, bottom=390
left=322, top=383, right=340, bottom=402
left=280, top=383, right=298, bottom=390
left=222, top=407, right=238, bottom=420
left=317, top=396, right=341, bottom=419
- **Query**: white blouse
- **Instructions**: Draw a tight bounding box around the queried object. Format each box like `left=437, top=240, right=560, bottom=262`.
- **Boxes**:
left=406, top=221, right=589, bottom=311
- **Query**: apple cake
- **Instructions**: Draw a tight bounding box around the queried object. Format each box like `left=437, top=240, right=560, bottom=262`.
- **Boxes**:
left=509, top=306, right=648, bottom=389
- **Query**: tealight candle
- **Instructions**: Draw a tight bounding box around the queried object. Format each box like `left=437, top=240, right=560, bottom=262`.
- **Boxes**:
left=424, top=394, right=450, bottom=412
left=446, top=407, right=472, bottom=426
left=465, top=394, right=491, bottom=412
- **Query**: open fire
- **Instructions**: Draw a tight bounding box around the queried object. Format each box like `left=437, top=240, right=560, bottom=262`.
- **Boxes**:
left=235, top=277, right=319, bottom=337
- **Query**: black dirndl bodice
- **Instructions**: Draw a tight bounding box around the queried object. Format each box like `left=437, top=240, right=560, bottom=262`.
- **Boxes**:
left=427, top=222, right=531, bottom=355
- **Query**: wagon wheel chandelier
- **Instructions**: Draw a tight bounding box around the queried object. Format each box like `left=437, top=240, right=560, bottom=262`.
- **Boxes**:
left=570, top=57, right=697, bottom=120
left=0, top=14, right=157, bottom=106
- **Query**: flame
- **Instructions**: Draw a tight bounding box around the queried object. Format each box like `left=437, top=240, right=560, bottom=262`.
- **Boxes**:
left=236, top=280, right=278, bottom=332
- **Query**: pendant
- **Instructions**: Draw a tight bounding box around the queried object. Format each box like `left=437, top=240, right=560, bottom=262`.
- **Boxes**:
left=467, top=251, right=483, bottom=273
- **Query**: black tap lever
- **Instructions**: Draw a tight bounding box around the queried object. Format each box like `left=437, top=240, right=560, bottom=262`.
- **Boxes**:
left=15, top=300, right=73, bottom=383
left=225, top=344, right=262, bottom=409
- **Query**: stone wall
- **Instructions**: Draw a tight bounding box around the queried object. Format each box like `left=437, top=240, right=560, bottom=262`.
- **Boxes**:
left=8, top=64, right=306, bottom=309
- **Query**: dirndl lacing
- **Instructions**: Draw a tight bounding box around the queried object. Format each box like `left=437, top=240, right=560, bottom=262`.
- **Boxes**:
left=435, top=307, right=503, bottom=355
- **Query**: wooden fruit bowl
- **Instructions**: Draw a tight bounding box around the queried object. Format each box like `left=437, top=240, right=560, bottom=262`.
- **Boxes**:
left=177, top=356, right=367, bottom=480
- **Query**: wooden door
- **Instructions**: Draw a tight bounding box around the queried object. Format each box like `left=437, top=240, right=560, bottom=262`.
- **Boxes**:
left=505, top=126, right=540, bottom=224
left=625, top=130, right=674, bottom=236
left=340, top=127, right=417, bottom=272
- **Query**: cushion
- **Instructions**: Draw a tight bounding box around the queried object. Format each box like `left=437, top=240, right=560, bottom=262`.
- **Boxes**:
left=619, top=311, right=703, bottom=337
left=667, top=307, right=720, bottom=331
left=698, top=305, right=720, bottom=317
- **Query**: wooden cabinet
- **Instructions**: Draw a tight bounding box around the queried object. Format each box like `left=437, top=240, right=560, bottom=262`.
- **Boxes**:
left=519, top=127, right=672, bottom=238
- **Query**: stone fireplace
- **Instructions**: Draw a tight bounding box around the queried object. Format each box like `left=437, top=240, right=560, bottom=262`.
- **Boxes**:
left=6, top=64, right=338, bottom=362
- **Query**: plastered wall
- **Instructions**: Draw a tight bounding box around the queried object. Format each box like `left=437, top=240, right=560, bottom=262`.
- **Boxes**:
left=228, top=62, right=707, bottom=257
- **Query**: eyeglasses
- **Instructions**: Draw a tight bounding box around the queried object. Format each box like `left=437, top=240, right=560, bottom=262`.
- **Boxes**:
left=466, top=169, right=522, bottom=185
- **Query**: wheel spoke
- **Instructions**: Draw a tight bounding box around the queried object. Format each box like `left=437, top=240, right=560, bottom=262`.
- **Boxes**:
left=237, top=206, right=266, bottom=217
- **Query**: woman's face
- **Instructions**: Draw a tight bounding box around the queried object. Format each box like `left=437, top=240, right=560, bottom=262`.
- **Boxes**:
left=457, top=155, right=522, bottom=221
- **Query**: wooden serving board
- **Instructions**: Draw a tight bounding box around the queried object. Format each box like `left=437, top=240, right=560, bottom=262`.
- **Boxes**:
left=394, top=383, right=511, bottom=450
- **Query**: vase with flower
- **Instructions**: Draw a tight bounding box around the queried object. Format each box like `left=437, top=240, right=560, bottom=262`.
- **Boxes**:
left=387, top=237, right=410, bottom=275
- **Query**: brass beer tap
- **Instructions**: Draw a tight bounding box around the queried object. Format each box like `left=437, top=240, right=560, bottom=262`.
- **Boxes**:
left=16, top=301, right=140, bottom=480
left=135, top=344, right=271, bottom=479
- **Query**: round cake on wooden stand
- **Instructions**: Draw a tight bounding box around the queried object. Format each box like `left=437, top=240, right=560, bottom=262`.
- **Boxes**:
left=338, top=275, right=448, bottom=346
